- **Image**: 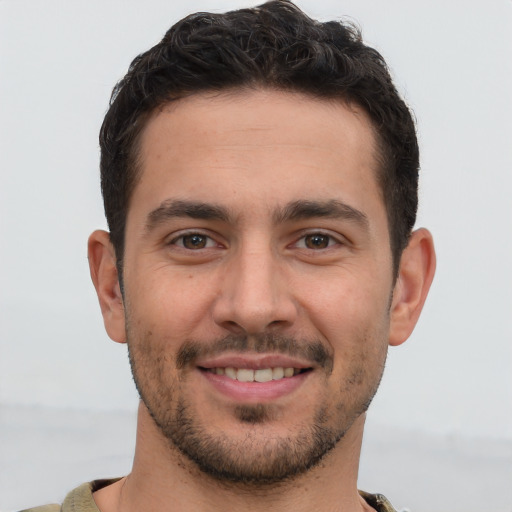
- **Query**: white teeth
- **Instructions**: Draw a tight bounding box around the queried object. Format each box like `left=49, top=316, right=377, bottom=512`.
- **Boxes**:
left=284, top=367, right=294, bottom=377
left=237, top=368, right=254, bottom=382
left=211, top=366, right=302, bottom=382
left=254, top=368, right=273, bottom=382
left=272, top=367, right=284, bottom=380
left=225, top=367, right=237, bottom=379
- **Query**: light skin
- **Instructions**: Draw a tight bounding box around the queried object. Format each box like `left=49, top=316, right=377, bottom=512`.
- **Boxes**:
left=88, top=89, right=435, bottom=512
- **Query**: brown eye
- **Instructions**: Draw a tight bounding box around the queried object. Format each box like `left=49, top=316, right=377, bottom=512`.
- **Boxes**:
left=181, top=234, right=208, bottom=249
left=304, top=234, right=331, bottom=249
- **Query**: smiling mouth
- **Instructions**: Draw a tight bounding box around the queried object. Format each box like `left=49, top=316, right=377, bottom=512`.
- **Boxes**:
left=200, top=367, right=312, bottom=383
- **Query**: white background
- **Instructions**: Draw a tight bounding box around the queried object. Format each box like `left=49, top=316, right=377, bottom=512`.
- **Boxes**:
left=1, top=1, right=511, bottom=509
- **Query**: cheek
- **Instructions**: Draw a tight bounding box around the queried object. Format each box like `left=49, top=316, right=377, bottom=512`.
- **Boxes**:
left=303, top=272, right=389, bottom=341
left=301, top=272, right=391, bottom=390
left=127, top=269, right=218, bottom=337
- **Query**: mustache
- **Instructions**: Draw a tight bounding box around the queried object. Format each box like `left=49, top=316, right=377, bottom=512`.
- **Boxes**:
left=176, top=333, right=333, bottom=373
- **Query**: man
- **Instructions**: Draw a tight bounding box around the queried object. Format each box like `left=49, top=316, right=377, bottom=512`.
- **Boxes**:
left=24, top=1, right=435, bottom=511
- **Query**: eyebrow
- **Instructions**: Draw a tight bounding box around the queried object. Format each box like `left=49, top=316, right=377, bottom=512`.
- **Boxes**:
left=273, top=199, right=369, bottom=229
left=145, top=199, right=232, bottom=232
left=145, top=198, right=369, bottom=233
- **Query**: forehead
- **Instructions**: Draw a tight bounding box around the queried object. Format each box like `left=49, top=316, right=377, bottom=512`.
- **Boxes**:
left=142, top=89, right=377, bottom=159
left=131, top=89, right=383, bottom=224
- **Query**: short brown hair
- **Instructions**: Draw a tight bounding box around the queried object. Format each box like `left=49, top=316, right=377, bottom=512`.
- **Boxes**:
left=100, top=0, right=419, bottom=277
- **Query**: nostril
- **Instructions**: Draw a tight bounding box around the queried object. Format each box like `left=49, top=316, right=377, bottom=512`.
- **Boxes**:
left=268, top=319, right=292, bottom=329
left=219, top=320, right=246, bottom=334
left=211, top=284, right=298, bottom=334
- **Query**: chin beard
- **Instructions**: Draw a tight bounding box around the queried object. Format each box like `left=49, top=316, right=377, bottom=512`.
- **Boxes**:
left=150, top=398, right=348, bottom=487
left=128, top=332, right=382, bottom=487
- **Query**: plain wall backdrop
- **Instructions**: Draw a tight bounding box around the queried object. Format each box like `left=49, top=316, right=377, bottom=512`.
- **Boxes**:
left=1, top=0, right=511, bottom=445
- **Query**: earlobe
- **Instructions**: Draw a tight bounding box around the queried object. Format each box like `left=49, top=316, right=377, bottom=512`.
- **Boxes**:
left=88, top=230, right=127, bottom=343
left=389, top=228, right=436, bottom=346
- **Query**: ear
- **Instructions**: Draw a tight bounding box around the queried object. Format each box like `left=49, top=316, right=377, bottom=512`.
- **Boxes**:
left=388, top=228, right=436, bottom=346
left=88, top=230, right=126, bottom=343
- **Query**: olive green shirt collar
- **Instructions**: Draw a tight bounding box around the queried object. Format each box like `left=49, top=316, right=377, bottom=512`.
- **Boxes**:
left=22, top=479, right=398, bottom=512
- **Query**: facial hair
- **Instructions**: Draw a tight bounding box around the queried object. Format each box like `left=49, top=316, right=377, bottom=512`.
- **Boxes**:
left=127, top=332, right=385, bottom=487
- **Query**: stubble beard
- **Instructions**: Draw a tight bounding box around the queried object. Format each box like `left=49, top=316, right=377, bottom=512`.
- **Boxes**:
left=127, top=332, right=386, bottom=488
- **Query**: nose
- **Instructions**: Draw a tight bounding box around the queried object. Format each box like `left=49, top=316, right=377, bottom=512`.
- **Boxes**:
left=212, top=244, right=298, bottom=335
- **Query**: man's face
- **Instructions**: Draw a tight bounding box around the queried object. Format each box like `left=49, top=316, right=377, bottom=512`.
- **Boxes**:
left=121, top=89, right=395, bottom=484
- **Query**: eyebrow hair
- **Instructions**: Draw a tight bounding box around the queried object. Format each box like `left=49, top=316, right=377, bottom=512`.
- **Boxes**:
left=145, top=198, right=369, bottom=233
left=273, top=199, right=369, bottom=229
left=145, top=199, right=231, bottom=232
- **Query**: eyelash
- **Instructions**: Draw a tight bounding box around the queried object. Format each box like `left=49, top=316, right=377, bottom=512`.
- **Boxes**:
left=293, top=231, right=342, bottom=250
left=169, top=231, right=342, bottom=251
left=169, top=232, right=219, bottom=250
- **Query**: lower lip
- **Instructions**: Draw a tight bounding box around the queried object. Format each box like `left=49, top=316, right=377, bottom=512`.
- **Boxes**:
left=200, top=370, right=310, bottom=402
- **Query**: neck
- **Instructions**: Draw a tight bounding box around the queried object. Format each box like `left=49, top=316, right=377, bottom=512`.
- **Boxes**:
left=94, top=402, right=372, bottom=512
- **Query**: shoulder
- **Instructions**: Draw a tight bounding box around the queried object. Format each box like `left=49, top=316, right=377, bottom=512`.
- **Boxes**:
left=61, top=479, right=121, bottom=511
left=19, top=478, right=121, bottom=512
left=359, top=490, right=399, bottom=512
left=18, top=506, right=60, bottom=512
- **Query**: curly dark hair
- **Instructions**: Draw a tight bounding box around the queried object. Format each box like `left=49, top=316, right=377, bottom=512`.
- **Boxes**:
left=100, top=0, right=419, bottom=277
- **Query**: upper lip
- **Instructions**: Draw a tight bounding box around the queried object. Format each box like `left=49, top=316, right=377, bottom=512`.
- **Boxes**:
left=196, top=353, right=315, bottom=371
